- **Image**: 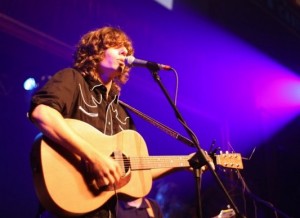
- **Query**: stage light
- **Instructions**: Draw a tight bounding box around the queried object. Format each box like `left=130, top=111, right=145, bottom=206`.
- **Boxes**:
left=155, top=0, right=173, bottom=10
left=23, top=77, right=37, bottom=91
left=23, top=75, right=52, bottom=91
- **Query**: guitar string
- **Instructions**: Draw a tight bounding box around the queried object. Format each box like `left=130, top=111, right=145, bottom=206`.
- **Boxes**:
left=112, top=155, right=241, bottom=163
left=114, top=156, right=190, bottom=169
left=113, top=155, right=242, bottom=169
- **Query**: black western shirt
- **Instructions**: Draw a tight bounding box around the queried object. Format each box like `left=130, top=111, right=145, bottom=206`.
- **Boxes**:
left=29, top=68, right=134, bottom=135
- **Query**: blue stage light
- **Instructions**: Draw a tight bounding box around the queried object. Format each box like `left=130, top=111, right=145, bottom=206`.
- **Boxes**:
left=23, top=77, right=37, bottom=91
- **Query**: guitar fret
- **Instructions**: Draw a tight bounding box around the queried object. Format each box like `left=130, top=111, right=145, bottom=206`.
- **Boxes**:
left=128, top=156, right=190, bottom=170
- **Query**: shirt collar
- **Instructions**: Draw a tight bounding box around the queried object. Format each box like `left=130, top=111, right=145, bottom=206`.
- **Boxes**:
left=85, top=75, right=120, bottom=102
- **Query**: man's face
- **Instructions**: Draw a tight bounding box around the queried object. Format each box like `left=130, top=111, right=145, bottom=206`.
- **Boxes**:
left=99, top=46, right=128, bottom=78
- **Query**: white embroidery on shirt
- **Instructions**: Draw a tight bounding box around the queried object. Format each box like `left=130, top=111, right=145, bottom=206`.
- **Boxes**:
left=78, top=106, right=98, bottom=117
left=119, top=125, right=124, bottom=131
left=110, top=96, right=130, bottom=125
left=78, top=83, right=129, bottom=131
left=79, top=83, right=102, bottom=107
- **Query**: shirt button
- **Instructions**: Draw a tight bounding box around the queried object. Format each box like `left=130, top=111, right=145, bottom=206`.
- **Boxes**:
left=108, top=122, right=111, bottom=125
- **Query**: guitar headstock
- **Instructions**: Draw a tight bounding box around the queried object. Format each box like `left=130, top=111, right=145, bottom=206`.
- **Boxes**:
left=215, top=152, right=243, bottom=169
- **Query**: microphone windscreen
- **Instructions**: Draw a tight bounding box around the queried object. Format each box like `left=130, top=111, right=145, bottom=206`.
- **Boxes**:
left=125, top=56, right=135, bottom=65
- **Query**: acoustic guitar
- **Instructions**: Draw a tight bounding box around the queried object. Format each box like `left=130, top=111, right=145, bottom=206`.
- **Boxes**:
left=30, top=119, right=243, bottom=216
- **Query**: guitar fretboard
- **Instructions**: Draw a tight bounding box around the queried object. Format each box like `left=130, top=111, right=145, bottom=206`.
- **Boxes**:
left=116, top=156, right=190, bottom=170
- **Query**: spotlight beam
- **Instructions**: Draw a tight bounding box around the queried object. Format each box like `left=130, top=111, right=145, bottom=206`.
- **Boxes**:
left=0, top=13, right=73, bottom=60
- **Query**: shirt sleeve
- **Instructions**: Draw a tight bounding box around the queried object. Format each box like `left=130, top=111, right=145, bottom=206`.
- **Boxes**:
left=28, top=68, right=81, bottom=118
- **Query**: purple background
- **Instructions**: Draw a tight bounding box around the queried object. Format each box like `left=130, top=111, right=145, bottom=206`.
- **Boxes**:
left=1, top=0, right=300, bottom=217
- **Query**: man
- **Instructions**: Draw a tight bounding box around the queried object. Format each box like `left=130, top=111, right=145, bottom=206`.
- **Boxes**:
left=29, top=26, right=174, bottom=218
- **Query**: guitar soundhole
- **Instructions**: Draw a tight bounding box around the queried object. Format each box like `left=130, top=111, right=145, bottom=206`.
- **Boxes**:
left=82, top=152, right=132, bottom=194
left=111, top=152, right=130, bottom=176
left=107, top=151, right=131, bottom=191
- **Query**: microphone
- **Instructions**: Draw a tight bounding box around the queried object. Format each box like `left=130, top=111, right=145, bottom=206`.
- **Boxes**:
left=124, top=56, right=172, bottom=71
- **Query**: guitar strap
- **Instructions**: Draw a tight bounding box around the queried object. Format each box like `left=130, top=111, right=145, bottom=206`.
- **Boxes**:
left=119, top=100, right=195, bottom=147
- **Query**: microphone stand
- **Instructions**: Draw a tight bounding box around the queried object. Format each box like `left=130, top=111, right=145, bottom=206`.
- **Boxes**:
left=147, top=67, right=243, bottom=218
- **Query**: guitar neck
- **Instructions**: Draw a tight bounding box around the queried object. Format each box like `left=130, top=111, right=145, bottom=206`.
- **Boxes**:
left=125, top=152, right=243, bottom=170
left=128, top=156, right=190, bottom=170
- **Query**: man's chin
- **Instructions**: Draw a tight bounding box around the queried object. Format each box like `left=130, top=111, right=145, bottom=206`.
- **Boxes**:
left=118, top=64, right=125, bottom=73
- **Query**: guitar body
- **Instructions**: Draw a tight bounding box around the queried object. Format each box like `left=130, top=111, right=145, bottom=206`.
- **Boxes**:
left=30, top=119, right=152, bottom=216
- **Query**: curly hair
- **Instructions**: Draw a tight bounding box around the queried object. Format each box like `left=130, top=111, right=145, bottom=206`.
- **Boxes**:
left=73, top=26, right=134, bottom=83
